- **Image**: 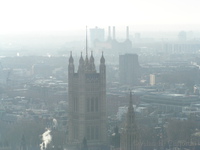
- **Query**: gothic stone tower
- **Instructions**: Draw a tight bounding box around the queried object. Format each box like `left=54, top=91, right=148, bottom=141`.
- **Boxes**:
left=68, top=52, right=107, bottom=149
left=120, top=92, right=137, bottom=150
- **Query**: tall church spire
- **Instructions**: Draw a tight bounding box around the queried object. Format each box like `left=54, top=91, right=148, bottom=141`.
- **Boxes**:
left=120, top=91, right=137, bottom=150
left=126, top=91, right=135, bottom=128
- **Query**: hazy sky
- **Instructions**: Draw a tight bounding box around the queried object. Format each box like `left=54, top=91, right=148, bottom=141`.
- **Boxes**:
left=0, top=0, right=200, bottom=34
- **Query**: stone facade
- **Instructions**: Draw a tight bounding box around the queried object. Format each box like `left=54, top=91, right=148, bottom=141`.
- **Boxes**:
left=68, top=52, right=107, bottom=149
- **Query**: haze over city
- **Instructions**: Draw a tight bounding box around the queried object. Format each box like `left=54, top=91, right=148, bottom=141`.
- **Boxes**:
left=1, top=1, right=200, bottom=150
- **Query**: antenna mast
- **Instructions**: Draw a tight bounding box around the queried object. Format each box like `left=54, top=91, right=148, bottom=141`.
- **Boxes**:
left=86, top=26, right=88, bottom=57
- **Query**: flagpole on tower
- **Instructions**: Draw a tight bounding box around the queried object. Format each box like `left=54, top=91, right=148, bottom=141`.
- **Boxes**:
left=86, top=26, right=88, bottom=57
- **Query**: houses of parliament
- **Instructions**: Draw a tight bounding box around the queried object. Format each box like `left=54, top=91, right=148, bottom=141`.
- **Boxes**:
left=68, top=51, right=107, bottom=149
left=67, top=29, right=137, bottom=150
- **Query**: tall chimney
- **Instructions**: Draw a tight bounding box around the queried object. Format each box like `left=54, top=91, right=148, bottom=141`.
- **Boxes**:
left=126, top=26, right=129, bottom=40
left=113, top=26, right=116, bottom=40
left=108, top=26, right=111, bottom=39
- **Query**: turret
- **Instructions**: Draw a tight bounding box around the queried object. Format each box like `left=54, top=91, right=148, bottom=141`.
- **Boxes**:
left=100, top=52, right=106, bottom=84
left=84, top=54, right=89, bottom=72
left=78, top=52, right=84, bottom=73
left=100, top=52, right=105, bottom=65
left=68, top=51, right=74, bottom=75
left=69, top=51, right=74, bottom=64
left=90, top=51, right=94, bottom=63
left=89, top=51, right=96, bottom=72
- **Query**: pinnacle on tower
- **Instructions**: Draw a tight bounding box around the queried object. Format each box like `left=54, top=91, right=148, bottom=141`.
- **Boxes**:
left=100, top=52, right=105, bottom=64
left=79, top=52, right=84, bottom=64
left=69, top=51, right=74, bottom=64
left=90, top=51, right=94, bottom=63
left=78, top=52, right=85, bottom=73
left=89, top=51, right=96, bottom=72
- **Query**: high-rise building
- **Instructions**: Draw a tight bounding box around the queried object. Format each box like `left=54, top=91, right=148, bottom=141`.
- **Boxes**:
left=68, top=51, right=107, bottom=149
left=178, top=31, right=187, bottom=41
left=90, top=27, right=105, bottom=46
left=119, top=54, right=140, bottom=86
left=120, top=92, right=137, bottom=150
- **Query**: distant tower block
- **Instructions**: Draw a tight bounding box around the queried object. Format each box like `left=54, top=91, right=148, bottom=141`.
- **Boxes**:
left=68, top=52, right=107, bottom=149
left=178, top=31, right=187, bottom=41
left=119, top=54, right=140, bottom=86
left=135, top=33, right=141, bottom=42
left=90, top=27, right=105, bottom=46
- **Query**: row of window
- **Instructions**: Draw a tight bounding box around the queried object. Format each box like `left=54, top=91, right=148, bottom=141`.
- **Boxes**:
left=73, top=125, right=100, bottom=140
left=87, top=98, right=98, bottom=112
left=73, top=97, right=99, bottom=112
left=73, top=97, right=78, bottom=112
left=86, top=126, right=99, bottom=140
left=73, top=125, right=78, bottom=140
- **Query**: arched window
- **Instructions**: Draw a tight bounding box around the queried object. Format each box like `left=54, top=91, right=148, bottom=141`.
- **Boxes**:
left=73, top=97, right=78, bottom=112
left=95, top=97, right=98, bottom=112
left=91, top=98, right=94, bottom=112
left=87, top=98, right=90, bottom=112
